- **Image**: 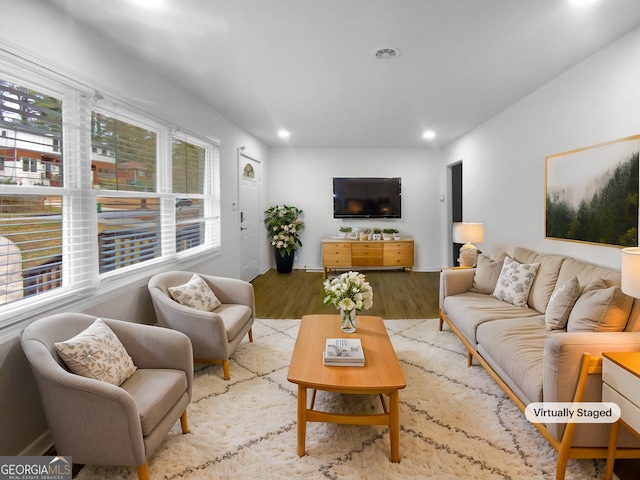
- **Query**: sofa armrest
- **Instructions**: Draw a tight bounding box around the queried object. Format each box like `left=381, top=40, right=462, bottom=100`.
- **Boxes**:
left=201, top=274, right=256, bottom=315
left=544, top=331, right=640, bottom=403
left=439, top=268, right=475, bottom=310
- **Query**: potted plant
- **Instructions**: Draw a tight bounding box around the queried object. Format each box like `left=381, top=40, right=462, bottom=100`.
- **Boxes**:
left=372, top=228, right=382, bottom=240
left=338, top=226, right=352, bottom=239
left=382, top=228, right=394, bottom=241
left=264, top=204, right=304, bottom=273
left=360, top=227, right=372, bottom=241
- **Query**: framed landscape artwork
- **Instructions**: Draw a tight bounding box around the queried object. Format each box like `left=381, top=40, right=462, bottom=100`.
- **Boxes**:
left=545, top=135, right=640, bottom=247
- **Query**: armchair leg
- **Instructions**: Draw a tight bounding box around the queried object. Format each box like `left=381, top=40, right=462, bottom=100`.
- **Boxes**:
left=248, top=328, right=254, bottom=343
left=180, top=410, right=189, bottom=433
left=137, top=462, right=149, bottom=480
left=222, top=360, right=230, bottom=380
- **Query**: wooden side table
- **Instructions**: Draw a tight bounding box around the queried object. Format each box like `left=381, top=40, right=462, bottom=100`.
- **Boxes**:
left=602, top=351, right=640, bottom=480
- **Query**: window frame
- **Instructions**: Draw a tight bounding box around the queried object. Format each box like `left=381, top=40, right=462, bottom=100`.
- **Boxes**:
left=0, top=66, right=221, bottom=333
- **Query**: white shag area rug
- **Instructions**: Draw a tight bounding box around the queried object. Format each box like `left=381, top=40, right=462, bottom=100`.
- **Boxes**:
left=76, top=319, right=614, bottom=480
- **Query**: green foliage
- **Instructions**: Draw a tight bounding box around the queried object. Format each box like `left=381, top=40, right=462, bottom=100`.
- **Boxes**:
left=546, top=152, right=639, bottom=246
left=264, top=205, right=304, bottom=256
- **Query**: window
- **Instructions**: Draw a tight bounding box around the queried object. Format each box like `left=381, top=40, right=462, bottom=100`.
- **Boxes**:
left=172, top=136, right=209, bottom=253
left=0, top=73, right=221, bottom=314
left=0, top=80, right=64, bottom=305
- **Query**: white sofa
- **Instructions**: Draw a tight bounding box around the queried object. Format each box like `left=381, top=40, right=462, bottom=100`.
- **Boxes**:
left=439, top=247, right=640, bottom=479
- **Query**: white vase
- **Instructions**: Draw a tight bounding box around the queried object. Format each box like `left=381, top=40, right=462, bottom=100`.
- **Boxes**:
left=340, top=308, right=357, bottom=333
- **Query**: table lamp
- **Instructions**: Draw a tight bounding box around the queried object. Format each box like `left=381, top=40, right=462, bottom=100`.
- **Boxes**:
left=453, top=222, right=484, bottom=267
left=621, top=247, right=640, bottom=298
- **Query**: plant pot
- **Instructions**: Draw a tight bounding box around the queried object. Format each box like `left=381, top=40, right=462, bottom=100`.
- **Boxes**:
left=274, top=249, right=294, bottom=273
left=382, top=234, right=392, bottom=241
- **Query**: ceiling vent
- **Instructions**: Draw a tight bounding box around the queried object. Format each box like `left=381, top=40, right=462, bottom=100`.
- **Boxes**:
left=373, top=47, right=400, bottom=60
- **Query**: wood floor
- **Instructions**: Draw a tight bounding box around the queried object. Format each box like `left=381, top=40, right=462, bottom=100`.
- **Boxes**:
left=251, top=268, right=440, bottom=319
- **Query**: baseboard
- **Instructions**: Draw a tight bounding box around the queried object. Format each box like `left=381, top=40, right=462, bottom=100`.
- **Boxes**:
left=19, top=430, right=52, bottom=456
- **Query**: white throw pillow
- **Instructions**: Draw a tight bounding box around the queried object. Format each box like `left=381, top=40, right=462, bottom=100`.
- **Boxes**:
left=55, top=318, right=137, bottom=385
left=492, top=257, right=540, bottom=307
left=545, top=276, right=581, bottom=330
left=168, top=274, right=222, bottom=311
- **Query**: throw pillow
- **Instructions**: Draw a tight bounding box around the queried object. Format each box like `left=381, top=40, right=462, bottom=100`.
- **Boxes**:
left=55, top=318, right=137, bottom=385
left=567, top=278, right=633, bottom=333
left=492, top=256, right=540, bottom=307
left=545, top=276, right=581, bottom=330
left=470, top=252, right=508, bottom=294
left=168, top=273, right=222, bottom=311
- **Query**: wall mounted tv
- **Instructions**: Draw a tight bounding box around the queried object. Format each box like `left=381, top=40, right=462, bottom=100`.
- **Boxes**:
left=333, top=177, right=402, bottom=218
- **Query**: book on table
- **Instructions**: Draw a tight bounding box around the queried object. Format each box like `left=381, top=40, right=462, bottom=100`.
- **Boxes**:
left=323, top=338, right=365, bottom=366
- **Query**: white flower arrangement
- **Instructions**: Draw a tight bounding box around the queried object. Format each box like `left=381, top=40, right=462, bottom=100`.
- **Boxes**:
left=264, top=205, right=304, bottom=256
left=323, top=271, right=373, bottom=313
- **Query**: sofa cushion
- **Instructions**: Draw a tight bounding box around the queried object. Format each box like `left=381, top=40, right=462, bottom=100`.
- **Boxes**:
left=493, top=257, right=540, bottom=307
left=169, top=273, right=222, bottom=312
left=513, top=247, right=566, bottom=314
left=442, top=292, right=540, bottom=346
left=557, top=257, right=621, bottom=290
left=476, top=316, right=553, bottom=404
left=55, top=318, right=137, bottom=386
left=567, top=279, right=633, bottom=333
left=545, top=277, right=581, bottom=330
left=121, top=369, right=188, bottom=436
left=469, top=252, right=508, bottom=294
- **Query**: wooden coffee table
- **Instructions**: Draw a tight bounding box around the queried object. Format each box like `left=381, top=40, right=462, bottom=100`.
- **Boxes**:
left=287, top=314, right=407, bottom=462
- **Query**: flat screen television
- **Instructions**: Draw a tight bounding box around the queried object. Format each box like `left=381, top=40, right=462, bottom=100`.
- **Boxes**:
left=333, top=177, right=401, bottom=218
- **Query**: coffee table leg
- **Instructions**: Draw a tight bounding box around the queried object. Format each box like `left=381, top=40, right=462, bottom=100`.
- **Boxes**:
left=297, top=385, right=307, bottom=457
left=389, top=390, right=400, bottom=462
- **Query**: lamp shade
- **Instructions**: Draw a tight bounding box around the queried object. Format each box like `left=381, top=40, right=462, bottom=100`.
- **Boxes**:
left=621, top=247, right=640, bottom=298
left=452, top=222, right=484, bottom=244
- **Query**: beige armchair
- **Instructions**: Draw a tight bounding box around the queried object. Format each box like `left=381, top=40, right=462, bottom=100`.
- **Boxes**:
left=20, top=313, right=193, bottom=480
left=148, top=271, right=254, bottom=380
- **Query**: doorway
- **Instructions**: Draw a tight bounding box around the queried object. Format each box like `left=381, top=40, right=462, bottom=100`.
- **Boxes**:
left=238, top=150, right=261, bottom=282
left=450, top=162, right=463, bottom=266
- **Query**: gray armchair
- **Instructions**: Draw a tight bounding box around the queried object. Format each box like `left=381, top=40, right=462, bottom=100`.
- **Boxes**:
left=148, top=271, right=254, bottom=380
left=21, top=313, right=193, bottom=480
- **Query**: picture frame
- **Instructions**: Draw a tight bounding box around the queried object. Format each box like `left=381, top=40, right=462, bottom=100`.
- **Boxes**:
left=545, top=135, right=640, bottom=247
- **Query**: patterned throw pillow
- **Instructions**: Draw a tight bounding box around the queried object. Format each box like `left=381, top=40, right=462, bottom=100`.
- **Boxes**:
left=55, top=318, right=137, bottom=385
left=168, top=274, right=222, bottom=311
left=492, top=257, right=540, bottom=307
left=567, top=278, right=634, bottom=333
left=545, top=276, right=581, bottom=330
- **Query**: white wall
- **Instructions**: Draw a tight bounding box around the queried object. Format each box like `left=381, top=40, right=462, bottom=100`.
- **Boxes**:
left=267, top=147, right=445, bottom=271
left=444, top=26, right=640, bottom=270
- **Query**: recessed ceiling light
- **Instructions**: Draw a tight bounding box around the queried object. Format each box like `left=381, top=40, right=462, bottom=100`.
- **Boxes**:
left=278, top=129, right=291, bottom=139
left=128, top=0, right=166, bottom=9
left=569, top=0, right=598, bottom=6
left=422, top=130, right=436, bottom=140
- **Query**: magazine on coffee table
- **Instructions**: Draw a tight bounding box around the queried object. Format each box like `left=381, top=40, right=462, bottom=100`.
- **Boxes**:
left=323, top=338, right=365, bottom=366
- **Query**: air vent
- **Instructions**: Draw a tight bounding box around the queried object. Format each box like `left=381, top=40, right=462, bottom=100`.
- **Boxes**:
left=373, top=47, right=400, bottom=60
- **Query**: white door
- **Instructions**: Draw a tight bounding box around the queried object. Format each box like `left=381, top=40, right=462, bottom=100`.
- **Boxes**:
left=239, top=153, right=261, bottom=282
